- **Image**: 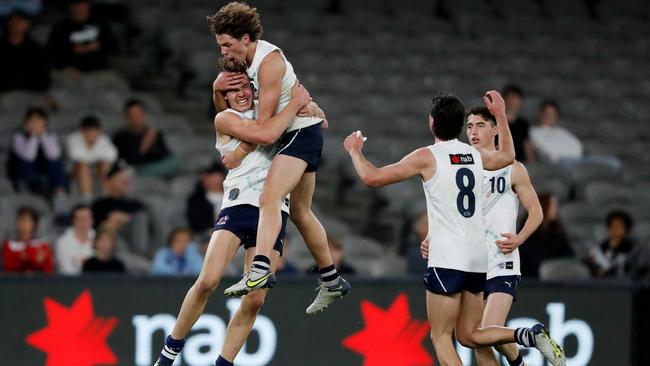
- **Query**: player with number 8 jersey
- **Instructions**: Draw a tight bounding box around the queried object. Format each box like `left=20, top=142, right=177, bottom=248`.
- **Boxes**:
left=423, top=140, right=486, bottom=277
left=343, top=91, right=566, bottom=366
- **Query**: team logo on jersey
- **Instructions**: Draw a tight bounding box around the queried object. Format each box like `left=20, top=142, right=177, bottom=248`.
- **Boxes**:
left=449, top=154, right=474, bottom=165
left=229, top=188, right=240, bottom=201
left=217, top=215, right=229, bottom=225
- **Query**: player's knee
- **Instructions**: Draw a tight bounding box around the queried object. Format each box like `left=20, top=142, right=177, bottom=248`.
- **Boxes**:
left=289, top=205, right=309, bottom=223
left=241, top=292, right=266, bottom=314
left=194, top=276, right=219, bottom=297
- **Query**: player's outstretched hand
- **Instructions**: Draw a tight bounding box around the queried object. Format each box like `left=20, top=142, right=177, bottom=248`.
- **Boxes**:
left=495, top=232, right=522, bottom=254
left=213, top=71, right=247, bottom=92
left=291, top=80, right=312, bottom=108
left=483, top=90, right=506, bottom=117
left=420, top=238, right=429, bottom=259
left=343, top=130, right=367, bottom=153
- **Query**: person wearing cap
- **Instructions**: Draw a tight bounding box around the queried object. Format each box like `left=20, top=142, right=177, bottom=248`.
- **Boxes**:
left=46, top=0, right=116, bottom=72
left=0, top=9, right=51, bottom=93
left=67, top=115, right=118, bottom=201
left=186, top=162, right=226, bottom=235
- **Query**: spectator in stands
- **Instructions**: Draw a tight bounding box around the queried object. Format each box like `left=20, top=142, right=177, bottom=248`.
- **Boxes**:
left=502, top=84, right=535, bottom=163
left=307, top=237, right=355, bottom=275
left=587, top=210, right=635, bottom=278
left=55, top=204, right=94, bottom=275
left=2, top=206, right=53, bottom=273
left=328, top=237, right=356, bottom=274
left=151, top=228, right=203, bottom=276
left=187, top=162, right=226, bottom=234
left=406, top=211, right=428, bottom=275
left=7, top=108, right=68, bottom=213
left=519, top=192, right=574, bottom=277
left=46, top=0, right=116, bottom=72
left=82, top=228, right=126, bottom=273
left=530, top=100, right=583, bottom=164
left=91, top=160, right=150, bottom=256
left=276, top=235, right=299, bottom=276
left=66, top=115, right=118, bottom=201
left=113, top=98, right=180, bottom=179
left=0, top=10, right=50, bottom=93
left=530, top=99, right=620, bottom=171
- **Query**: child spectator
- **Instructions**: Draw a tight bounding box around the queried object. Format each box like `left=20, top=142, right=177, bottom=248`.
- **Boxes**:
left=2, top=206, right=53, bottom=273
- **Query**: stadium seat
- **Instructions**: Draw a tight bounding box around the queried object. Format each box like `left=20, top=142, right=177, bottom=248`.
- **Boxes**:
left=539, top=258, right=590, bottom=280
left=584, top=181, right=634, bottom=206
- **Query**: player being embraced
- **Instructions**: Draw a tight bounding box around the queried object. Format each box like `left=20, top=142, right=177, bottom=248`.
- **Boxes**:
left=422, top=106, right=544, bottom=366
left=343, top=91, right=565, bottom=366
left=154, top=60, right=312, bottom=366
left=209, top=2, right=350, bottom=313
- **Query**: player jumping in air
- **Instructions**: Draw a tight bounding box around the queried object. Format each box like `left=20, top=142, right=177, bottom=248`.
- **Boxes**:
left=154, top=61, right=312, bottom=366
left=209, top=2, right=350, bottom=314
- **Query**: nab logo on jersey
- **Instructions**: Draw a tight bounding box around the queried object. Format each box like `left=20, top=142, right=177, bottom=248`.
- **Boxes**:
left=449, top=154, right=474, bottom=165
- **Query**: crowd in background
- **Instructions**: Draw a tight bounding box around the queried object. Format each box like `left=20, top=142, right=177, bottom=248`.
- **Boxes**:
left=1, top=0, right=648, bottom=281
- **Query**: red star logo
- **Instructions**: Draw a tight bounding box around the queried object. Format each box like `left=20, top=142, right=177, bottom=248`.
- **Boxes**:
left=342, top=293, right=434, bottom=366
left=451, top=155, right=461, bottom=164
left=26, top=290, right=118, bottom=366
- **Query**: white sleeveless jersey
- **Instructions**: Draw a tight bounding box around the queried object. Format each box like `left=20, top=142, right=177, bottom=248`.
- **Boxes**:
left=423, top=139, right=487, bottom=272
left=247, top=40, right=322, bottom=132
left=215, top=107, right=289, bottom=213
left=482, top=165, right=520, bottom=279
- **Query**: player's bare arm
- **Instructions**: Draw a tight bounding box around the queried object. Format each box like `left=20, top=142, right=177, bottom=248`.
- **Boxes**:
left=298, top=102, right=328, bottom=129
left=496, top=161, right=543, bottom=253
left=343, top=131, right=436, bottom=187
left=221, top=99, right=323, bottom=169
left=215, top=81, right=311, bottom=145
left=256, top=51, right=285, bottom=124
left=477, top=90, right=516, bottom=170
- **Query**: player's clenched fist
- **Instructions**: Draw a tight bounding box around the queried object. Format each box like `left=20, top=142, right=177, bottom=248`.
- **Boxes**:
left=483, top=90, right=506, bottom=118
left=290, top=80, right=312, bottom=108
left=343, top=130, right=367, bottom=153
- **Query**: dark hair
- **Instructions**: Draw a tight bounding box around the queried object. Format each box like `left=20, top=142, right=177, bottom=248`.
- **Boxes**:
left=466, top=106, right=496, bottom=125
left=207, top=2, right=264, bottom=41
left=218, top=57, right=248, bottom=74
left=539, top=99, right=560, bottom=114
left=16, top=206, right=39, bottom=227
left=502, top=84, right=524, bottom=98
left=71, top=204, right=91, bottom=218
left=24, top=107, right=48, bottom=122
left=80, top=115, right=101, bottom=129
left=430, top=92, right=465, bottom=140
left=607, top=210, right=633, bottom=231
left=123, top=98, right=146, bottom=114
left=167, top=227, right=193, bottom=246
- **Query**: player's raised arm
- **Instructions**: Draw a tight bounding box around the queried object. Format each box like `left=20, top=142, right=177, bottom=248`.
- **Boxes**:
left=256, top=52, right=285, bottom=124
left=343, top=131, right=436, bottom=187
left=496, top=161, right=543, bottom=253
left=478, top=90, right=516, bottom=170
left=216, top=81, right=311, bottom=145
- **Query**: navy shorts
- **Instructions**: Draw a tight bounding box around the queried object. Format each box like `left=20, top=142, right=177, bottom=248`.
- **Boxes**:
left=213, top=204, right=288, bottom=255
left=276, top=122, right=323, bottom=173
left=484, top=275, right=520, bottom=301
left=424, top=267, right=486, bottom=295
